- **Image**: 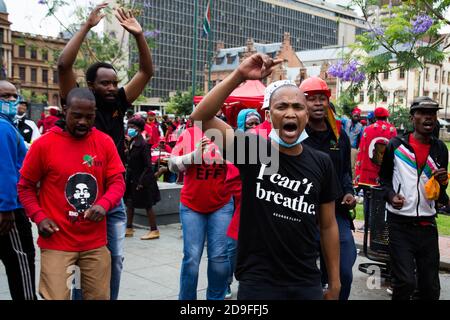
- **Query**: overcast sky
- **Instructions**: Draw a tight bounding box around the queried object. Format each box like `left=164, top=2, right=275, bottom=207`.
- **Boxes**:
left=3, top=0, right=355, bottom=37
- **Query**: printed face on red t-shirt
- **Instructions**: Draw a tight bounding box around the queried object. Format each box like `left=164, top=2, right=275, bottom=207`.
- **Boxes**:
left=65, top=173, right=98, bottom=223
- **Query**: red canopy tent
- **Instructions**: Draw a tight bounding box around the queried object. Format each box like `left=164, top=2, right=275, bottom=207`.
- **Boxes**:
left=193, top=80, right=266, bottom=127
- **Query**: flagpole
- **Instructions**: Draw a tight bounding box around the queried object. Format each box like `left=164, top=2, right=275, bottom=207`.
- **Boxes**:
left=192, top=0, right=199, bottom=112
left=208, top=0, right=213, bottom=92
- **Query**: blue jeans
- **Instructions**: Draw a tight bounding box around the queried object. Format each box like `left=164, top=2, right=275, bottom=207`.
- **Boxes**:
left=107, top=199, right=127, bottom=300
left=71, top=199, right=126, bottom=300
left=179, top=198, right=234, bottom=300
left=320, top=214, right=357, bottom=300
left=227, top=237, right=237, bottom=286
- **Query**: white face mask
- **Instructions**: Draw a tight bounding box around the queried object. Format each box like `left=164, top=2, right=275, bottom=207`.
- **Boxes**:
left=269, top=128, right=309, bottom=148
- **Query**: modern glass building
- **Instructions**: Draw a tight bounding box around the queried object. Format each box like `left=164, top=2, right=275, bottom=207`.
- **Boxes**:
left=131, top=0, right=366, bottom=98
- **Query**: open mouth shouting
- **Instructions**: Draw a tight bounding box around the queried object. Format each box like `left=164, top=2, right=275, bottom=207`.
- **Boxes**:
left=281, top=121, right=299, bottom=141
left=422, top=120, right=434, bottom=131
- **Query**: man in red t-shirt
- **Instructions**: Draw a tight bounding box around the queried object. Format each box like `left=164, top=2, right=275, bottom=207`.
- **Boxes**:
left=168, top=125, right=234, bottom=300
left=18, top=88, right=125, bottom=300
left=354, top=107, right=397, bottom=231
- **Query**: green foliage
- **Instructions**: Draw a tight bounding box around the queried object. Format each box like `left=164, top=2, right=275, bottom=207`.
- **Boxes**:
left=335, top=91, right=359, bottom=116
left=388, top=104, right=413, bottom=132
left=166, top=88, right=204, bottom=116
left=40, top=0, right=157, bottom=84
left=347, top=0, right=450, bottom=101
left=20, top=89, right=47, bottom=104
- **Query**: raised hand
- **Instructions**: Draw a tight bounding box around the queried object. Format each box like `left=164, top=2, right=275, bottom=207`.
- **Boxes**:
left=86, top=2, right=108, bottom=28
left=236, top=53, right=283, bottom=81
left=115, top=7, right=143, bottom=36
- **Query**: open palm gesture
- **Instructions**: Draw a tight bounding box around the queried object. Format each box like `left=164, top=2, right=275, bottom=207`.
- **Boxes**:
left=115, top=7, right=143, bottom=36
left=86, top=2, right=108, bottom=28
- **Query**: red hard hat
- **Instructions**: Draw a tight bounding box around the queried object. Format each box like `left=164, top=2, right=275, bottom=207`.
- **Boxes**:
left=299, top=77, right=331, bottom=98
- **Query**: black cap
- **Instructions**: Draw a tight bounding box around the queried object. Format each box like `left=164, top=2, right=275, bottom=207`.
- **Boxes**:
left=410, top=96, right=441, bottom=114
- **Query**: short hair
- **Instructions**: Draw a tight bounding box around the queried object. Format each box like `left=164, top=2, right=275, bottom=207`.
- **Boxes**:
left=127, top=116, right=146, bottom=131
left=85, top=62, right=116, bottom=83
left=65, top=88, right=96, bottom=108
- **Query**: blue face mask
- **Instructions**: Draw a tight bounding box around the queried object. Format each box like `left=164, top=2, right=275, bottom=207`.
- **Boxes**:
left=269, top=129, right=309, bottom=148
left=127, top=128, right=138, bottom=138
left=0, top=99, right=20, bottom=119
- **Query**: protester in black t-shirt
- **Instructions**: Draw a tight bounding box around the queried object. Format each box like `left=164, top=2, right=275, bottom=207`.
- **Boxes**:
left=56, top=3, right=153, bottom=300
left=300, top=77, right=357, bottom=300
left=190, top=53, right=342, bottom=300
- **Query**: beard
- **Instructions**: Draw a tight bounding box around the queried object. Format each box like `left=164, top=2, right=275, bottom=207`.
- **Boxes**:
left=95, top=93, right=119, bottom=110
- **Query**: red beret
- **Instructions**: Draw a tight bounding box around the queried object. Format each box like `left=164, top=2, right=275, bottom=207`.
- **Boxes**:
left=147, top=111, right=156, bottom=116
left=351, top=107, right=361, bottom=115
left=374, top=107, right=389, bottom=118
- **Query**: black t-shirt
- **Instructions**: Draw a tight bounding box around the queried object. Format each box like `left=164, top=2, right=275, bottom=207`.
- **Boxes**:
left=94, top=87, right=131, bottom=163
left=231, top=132, right=342, bottom=286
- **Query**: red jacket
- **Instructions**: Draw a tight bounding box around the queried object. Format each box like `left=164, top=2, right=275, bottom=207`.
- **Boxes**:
left=354, top=120, right=397, bottom=188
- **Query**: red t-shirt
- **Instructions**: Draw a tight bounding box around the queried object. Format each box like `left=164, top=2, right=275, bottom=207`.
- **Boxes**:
left=19, top=127, right=125, bottom=251
left=225, top=163, right=241, bottom=240
left=144, top=122, right=160, bottom=146
left=171, top=126, right=230, bottom=213
left=409, top=134, right=431, bottom=170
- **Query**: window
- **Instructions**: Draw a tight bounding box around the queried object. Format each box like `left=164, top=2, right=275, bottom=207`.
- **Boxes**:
left=425, top=68, right=429, bottom=81
left=30, top=48, right=37, bottom=59
left=383, top=71, right=389, bottom=80
left=424, top=90, right=429, bottom=97
left=382, top=91, right=389, bottom=102
left=441, top=93, right=445, bottom=104
left=19, top=46, right=26, bottom=58
left=396, top=90, right=406, bottom=104
left=53, top=70, right=58, bottom=84
left=434, top=69, right=439, bottom=83
left=19, top=66, right=26, bottom=81
left=359, top=91, right=364, bottom=103
left=42, top=50, right=48, bottom=61
left=443, top=71, right=446, bottom=84
left=31, top=68, right=37, bottom=82
left=42, top=69, right=48, bottom=83
left=433, top=92, right=438, bottom=101
left=0, top=28, right=3, bottom=44
left=399, top=68, right=405, bottom=79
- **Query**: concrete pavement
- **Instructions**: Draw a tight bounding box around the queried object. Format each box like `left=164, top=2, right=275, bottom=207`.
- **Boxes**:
left=1, top=222, right=450, bottom=300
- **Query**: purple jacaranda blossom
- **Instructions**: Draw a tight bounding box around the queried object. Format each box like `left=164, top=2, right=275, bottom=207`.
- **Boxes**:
left=328, top=60, right=365, bottom=83
left=372, top=26, right=385, bottom=36
left=328, top=60, right=345, bottom=78
left=38, top=0, right=46, bottom=4
left=412, top=14, right=433, bottom=34
left=352, top=72, right=366, bottom=83
left=144, top=29, right=160, bottom=38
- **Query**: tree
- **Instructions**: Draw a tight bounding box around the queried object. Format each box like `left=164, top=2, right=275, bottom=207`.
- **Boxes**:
left=166, top=88, right=204, bottom=116
left=38, top=0, right=157, bottom=85
left=330, top=0, right=449, bottom=102
left=388, top=104, right=414, bottom=133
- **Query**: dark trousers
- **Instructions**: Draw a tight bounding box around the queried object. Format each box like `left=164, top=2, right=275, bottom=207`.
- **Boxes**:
left=0, top=209, right=36, bottom=300
left=237, top=282, right=323, bottom=300
left=320, top=213, right=357, bottom=300
left=388, top=218, right=440, bottom=300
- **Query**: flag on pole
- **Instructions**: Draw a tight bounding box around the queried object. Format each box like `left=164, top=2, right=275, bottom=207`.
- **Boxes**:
left=202, top=0, right=211, bottom=38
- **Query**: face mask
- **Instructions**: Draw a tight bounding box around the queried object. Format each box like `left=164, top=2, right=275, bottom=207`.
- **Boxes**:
left=127, top=128, right=138, bottom=138
left=0, top=99, right=20, bottom=119
left=269, top=129, right=309, bottom=148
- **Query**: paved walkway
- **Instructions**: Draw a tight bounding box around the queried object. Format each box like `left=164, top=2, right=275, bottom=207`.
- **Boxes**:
left=353, top=220, right=450, bottom=269
left=1, top=223, right=450, bottom=300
